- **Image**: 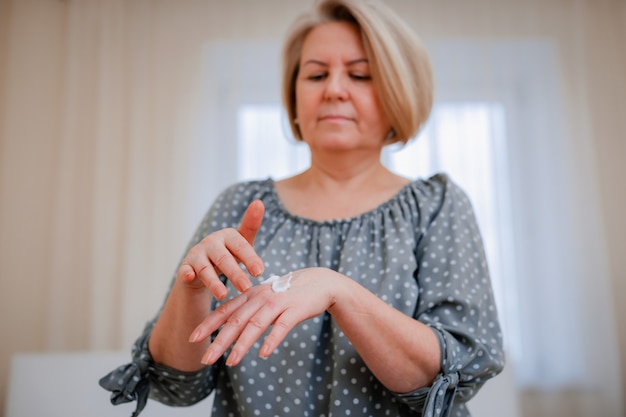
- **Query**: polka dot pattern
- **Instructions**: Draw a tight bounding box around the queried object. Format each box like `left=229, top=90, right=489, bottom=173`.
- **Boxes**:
left=101, top=174, right=504, bottom=417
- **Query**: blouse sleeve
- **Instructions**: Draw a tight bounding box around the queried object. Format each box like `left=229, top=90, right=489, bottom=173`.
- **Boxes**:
left=393, top=174, right=506, bottom=416
left=99, top=183, right=251, bottom=417
left=98, top=319, right=218, bottom=417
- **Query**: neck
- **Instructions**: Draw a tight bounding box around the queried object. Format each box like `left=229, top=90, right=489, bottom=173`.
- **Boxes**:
left=304, top=154, right=388, bottom=190
left=275, top=155, right=409, bottom=221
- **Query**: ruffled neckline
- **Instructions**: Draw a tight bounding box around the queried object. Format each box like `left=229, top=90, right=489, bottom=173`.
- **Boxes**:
left=258, top=174, right=440, bottom=226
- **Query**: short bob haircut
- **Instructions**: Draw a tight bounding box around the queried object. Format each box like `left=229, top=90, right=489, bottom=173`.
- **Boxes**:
left=282, top=0, right=433, bottom=145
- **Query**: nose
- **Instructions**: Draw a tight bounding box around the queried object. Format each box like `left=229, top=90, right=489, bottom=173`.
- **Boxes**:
left=323, top=73, right=349, bottom=101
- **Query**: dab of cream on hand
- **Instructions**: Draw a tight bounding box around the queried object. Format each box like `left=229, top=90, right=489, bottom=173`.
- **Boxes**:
left=261, top=272, right=293, bottom=293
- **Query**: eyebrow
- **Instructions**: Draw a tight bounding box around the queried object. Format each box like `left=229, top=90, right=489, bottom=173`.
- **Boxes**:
left=302, top=58, right=369, bottom=67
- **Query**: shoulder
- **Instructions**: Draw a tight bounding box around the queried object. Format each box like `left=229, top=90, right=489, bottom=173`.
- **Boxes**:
left=404, top=173, right=476, bottom=223
left=207, top=178, right=275, bottom=225
left=404, top=172, right=466, bottom=204
left=214, top=179, right=274, bottom=204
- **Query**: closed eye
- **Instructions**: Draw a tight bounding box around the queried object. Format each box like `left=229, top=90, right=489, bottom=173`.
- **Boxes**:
left=350, top=74, right=371, bottom=81
left=308, top=73, right=327, bottom=81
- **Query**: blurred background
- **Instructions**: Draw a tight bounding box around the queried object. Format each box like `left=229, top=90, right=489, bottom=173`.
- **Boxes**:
left=0, top=0, right=624, bottom=416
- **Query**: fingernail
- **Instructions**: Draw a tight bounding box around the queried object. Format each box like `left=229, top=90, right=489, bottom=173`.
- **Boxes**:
left=259, top=345, right=270, bottom=358
left=215, top=288, right=227, bottom=300
left=250, top=264, right=264, bottom=277
left=189, top=329, right=200, bottom=343
left=201, top=349, right=215, bottom=365
left=226, top=350, right=238, bottom=366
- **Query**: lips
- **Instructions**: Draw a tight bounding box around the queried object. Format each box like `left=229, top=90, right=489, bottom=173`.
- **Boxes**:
left=319, top=114, right=352, bottom=122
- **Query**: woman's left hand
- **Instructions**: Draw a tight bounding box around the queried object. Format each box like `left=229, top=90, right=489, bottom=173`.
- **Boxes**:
left=189, top=267, right=341, bottom=367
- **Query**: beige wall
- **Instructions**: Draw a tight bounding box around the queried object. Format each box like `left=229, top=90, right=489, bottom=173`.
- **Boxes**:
left=593, top=1, right=626, bottom=414
left=0, top=0, right=10, bottom=201
left=0, top=1, right=625, bottom=416
left=0, top=1, right=90, bottom=411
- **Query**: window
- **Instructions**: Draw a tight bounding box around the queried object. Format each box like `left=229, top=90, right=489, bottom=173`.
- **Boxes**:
left=237, top=105, right=309, bottom=181
left=384, top=102, right=515, bottom=352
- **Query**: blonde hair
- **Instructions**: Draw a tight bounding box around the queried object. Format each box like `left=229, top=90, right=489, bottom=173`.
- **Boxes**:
left=282, top=0, right=433, bottom=144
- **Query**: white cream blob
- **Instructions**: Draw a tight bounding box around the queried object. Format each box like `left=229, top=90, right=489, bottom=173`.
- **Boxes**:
left=261, top=272, right=293, bottom=293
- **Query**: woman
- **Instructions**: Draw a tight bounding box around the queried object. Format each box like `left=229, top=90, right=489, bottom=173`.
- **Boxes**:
left=100, top=0, right=504, bottom=416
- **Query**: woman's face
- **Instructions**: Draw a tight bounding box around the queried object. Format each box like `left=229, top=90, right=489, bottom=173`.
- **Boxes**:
left=295, top=21, right=390, bottom=154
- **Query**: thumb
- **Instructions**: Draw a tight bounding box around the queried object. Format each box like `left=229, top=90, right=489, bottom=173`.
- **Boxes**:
left=238, top=199, right=265, bottom=244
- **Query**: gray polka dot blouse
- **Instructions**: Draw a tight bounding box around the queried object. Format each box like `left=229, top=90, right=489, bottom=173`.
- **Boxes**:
left=100, top=173, right=505, bottom=417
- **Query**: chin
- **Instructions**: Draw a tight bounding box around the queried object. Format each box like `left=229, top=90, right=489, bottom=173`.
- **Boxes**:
left=308, top=138, right=359, bottom=152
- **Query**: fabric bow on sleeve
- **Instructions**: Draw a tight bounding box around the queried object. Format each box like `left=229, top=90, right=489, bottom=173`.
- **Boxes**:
left=99, top=361, right=150, bottom=417
left=394, top=372, right=459, bottom=417
left=423, top=373, right=459, bottom=417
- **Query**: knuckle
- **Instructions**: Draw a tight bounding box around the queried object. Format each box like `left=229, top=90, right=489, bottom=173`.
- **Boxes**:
left=199, top=231, right=226, bottom=251
left=272, top=317, right=293, bottom=333
left=197, top=262, right=214, bottom=277
left=210, top=337, right=228, bottom=350
left=263, top=332, right=279, bottom=347
left=248, top=315, right=266, bottom=331
left=200, top=232, right=218, bottom=244
left=213, top=252, right=231, bottom=269
left=216, top=228, right=236, bottom=242
left=187, top=243, right=203, bottom=257
left=225, top=314, right=244, bottom=328
left=213, top=303, right=230, bottom=318
left=229, top=238, right=248, bottom=253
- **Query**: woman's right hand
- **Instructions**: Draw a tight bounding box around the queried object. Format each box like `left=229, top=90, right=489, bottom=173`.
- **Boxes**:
left=176, top=199, right=266, bottom=299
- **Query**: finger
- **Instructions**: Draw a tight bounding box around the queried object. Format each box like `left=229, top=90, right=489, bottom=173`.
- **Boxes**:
left=184, top=255, right=228, bottom=299
left=259, top=309, right=300, bottom=359
left=190, top=232, right=252, bottom=295
left=177, top=263, right=197, bottom=285
left=221, top=232, right=264, bottom=287
left=206, top=236, right=252, bottom=292
left=237, top=201, right=265, bottom=278
left=227, top=299, right=285, bottom=366
left=189, top=294, right=250, bottom=343
left=200, top=291, right=269, bottom=365
left=238, top=200, right=265, bottom=245
left=177, top=260, right=227, bottom=298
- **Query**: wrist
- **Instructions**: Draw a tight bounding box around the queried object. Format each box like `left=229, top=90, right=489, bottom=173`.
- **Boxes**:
left=325, top=269, right=360, bottom=317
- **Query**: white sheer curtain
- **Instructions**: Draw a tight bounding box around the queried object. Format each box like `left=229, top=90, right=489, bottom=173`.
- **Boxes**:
left=1, top=1, right=625, bottom=416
